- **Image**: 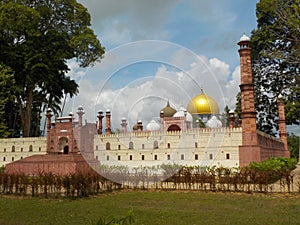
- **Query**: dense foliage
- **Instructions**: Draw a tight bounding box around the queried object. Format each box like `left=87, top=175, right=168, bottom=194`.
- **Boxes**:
left=0, top=157, right=298, bottom=198
left=288, top=133, right=300, bottom=159
left=251, top=0, right=300, bottom=135
left=0, top=65, right=15, bottom=137
left=0, top=0, right=105, bottom=137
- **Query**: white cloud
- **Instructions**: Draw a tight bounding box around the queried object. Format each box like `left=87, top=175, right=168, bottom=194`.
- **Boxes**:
left=78, top=0, right=179, bottom=45
left=66, top=56, right=239, bottom=131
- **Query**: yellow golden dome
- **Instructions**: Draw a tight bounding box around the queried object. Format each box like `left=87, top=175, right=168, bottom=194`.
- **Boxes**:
left=187, top=90, right=219, bottom=115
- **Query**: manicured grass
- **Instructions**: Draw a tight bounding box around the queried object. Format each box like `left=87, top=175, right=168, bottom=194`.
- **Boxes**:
left=0, top=190, right=300, bottom=225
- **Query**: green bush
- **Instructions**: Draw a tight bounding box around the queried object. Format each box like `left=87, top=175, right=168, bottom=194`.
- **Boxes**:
left=243, top=157, right=297, bottom=183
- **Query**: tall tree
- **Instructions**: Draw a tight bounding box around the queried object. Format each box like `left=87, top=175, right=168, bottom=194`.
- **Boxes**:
left=251, top=0, right=300, bottom=135
left=287, top=133, right=300, bottom=159
left=0, top=0, right=105, bottom=137
left=0, top=65, right=16, bottom=137
left=220, top=105, right=230, bottom=127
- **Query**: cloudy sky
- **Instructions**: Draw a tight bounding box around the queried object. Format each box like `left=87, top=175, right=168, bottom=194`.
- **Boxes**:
left=64, top=0, right=259, bottom=131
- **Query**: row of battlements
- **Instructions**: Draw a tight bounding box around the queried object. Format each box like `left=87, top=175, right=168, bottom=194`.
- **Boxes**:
left=0, top=137, right=47, bottom=144
left=96, top=127, right=243, bottom=138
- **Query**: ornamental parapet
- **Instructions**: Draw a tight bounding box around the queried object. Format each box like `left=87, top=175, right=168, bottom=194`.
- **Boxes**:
left=96, top=127, right=243, bottom=139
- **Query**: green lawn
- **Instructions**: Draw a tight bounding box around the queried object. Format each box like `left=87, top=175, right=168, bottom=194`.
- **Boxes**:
left=0, top=190, right=300, bottom=225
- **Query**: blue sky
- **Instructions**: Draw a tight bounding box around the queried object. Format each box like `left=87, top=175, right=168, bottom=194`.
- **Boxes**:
left=66, top=0, right=260, bottom=130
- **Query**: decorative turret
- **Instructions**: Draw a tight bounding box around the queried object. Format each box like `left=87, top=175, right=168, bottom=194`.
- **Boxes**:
left=77, top=105, right=85, bottom=127
left=121, top=117, right=128, bottom=133
left=105, top=109, right=111, bottom=134
left=97, top=110, right=104, bottom=134
left=46, top=108, right=53, bottom=130
left=137, top=120, right=143, bottom=132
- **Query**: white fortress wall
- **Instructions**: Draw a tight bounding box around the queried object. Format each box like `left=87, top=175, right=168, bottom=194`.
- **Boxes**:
left=0, top=137, right=47, bottom=167
left=94, top=128, right=242, bottom=171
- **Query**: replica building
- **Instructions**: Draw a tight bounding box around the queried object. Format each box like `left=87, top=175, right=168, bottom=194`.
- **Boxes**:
left=1, top=35, right=290, bottom=175
left=93, top=34, right=289, bottom=172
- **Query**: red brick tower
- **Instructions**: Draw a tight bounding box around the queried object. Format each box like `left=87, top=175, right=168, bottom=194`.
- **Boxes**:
left=105, top=110, right=111, bottom=134
left=97, top=110, right=104, bottom=134
left=238, top=34, right=260, bottom=166
left=278, top=94, right=290, bottom=156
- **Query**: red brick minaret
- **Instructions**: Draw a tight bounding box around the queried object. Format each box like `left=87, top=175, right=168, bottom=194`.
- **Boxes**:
left=105, top=109, right=111, bottom=134
left=238, top=34, right=258, bottom=145
left=97, top=110, right=104, bottom=134
left=238, top=34, right=260, bottom=166
left=278, top=94, right=290, bottom=156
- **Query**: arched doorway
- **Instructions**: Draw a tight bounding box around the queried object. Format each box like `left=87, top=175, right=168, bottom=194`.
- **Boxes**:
left=167, top=124, right=181, bottom=132
left=58, top=137, right=68, bottom=154
left=63, top=145, right=69, bottom=154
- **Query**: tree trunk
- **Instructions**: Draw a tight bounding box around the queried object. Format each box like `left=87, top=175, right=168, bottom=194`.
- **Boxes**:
left=23, top=88, right=34, bottom=137
left=17, top=86, right=34, bottom=137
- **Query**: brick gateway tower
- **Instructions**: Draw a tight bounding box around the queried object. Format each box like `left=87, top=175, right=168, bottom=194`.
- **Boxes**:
left=5, top=107, right=99, bottom=175
left=237, top=34, right=290, bottom=167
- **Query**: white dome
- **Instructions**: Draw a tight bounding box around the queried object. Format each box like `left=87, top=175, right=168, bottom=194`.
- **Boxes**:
left=206, top=116, right=222, bottom=128
left=173, top=106, right=193, bottom=122
left=240, top=34, right=250, bottom=41
left=146, top=120, right=161, bottom=131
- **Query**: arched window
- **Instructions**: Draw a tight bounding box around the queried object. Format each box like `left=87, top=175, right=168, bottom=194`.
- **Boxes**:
left=167, top=143, right=171, bottom=149
left=129, top=142, right=134, bottom=149
left=11, top=146, right=15, bottom=152
left=153, top=141, right=158, bottom=149
left=21, top=147, right=23, bottom=152
left=29, top=145, right=33, bottom=152
left=142, top=144, right=145, bottom=149
left=106, top=142, right=110, bottom=150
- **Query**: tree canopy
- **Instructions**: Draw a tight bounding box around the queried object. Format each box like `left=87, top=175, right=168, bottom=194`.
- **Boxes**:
left=251, top=0, right=300, bottom=135
left=0, top=0, right=105, bottom=137
left=0, top=65, right=15, bottom=137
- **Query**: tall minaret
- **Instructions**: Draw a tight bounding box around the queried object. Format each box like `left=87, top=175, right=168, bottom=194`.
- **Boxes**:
left=277, top=94, right=289, bottom=154
left=238, top=34, right=258, bottom=146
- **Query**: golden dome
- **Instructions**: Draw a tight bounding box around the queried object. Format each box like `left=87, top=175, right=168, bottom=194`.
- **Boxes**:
left=187, top=90, right=219, bottom=115
left=160, top=101, right=177, bottom=117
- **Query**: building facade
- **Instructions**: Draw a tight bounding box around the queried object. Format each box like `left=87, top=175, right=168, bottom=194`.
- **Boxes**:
left=0, top=34, right=290, bottom=175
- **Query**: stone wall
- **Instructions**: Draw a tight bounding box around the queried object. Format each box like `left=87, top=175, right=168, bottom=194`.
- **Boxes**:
left=94, top=127, right=242, bottom=170
left=0, top=137, right=47, bottom=167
